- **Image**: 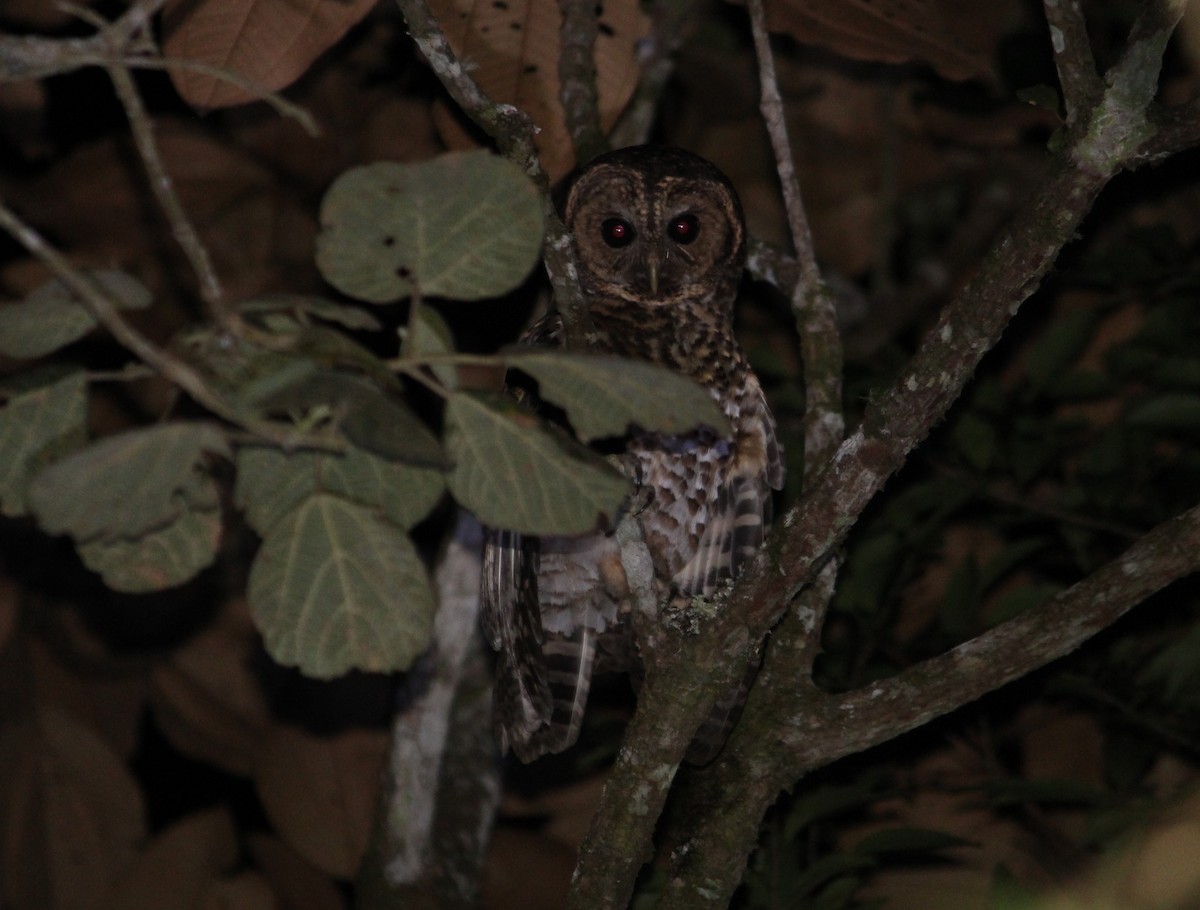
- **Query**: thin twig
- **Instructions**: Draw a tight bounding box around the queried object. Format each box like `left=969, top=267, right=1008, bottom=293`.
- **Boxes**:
left=745, top=0, right=843, bottom=476
left=608, top=0, right=700, bottom=148
left=121, top=56, right=320, bottom=135
left=0, top=0, right=166, bottom=81
left=61, top=4, right=233, bottom=328
left=0, top=200, right=339, bottom=452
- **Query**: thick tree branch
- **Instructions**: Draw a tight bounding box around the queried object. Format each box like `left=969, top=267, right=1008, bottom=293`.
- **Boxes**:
left=570, top=4, right=1200, bottom=906
left=656, top=498, right=1200, bottom=909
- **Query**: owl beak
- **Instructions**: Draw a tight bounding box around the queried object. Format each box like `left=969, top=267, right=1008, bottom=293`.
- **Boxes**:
left=648, top=261, right=659, bottom=295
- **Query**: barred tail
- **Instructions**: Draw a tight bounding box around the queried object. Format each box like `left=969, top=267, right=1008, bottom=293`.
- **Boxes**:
left=508, top=628, right=596, bottom=762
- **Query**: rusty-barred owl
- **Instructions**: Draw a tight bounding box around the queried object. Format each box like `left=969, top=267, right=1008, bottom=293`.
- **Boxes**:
left=482, top=145, right=784, bottom=763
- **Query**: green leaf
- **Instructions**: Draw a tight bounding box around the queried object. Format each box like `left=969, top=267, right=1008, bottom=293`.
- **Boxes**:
left=0, top=371, right=88, bottom=517
left=248, top=369, right=443, bottom=467
left=984, top=777, right=1106, bottom=808
left=505, top=351, right=730, bottom=441
left=784, top=853, right=873, bottom=902
left=986, top=583, right=1060, bottom=625
left=1024, top=309, right=1096, bottom=395
left=239, top=294, right=383, bottom=331
left=28, top=422, right=230, bottom=542
left=316, top=150, right=544, bottom=303
left=235, top=444, right=444, bottom=535
left=77, top=498, right=222, bottom=593
left=403, top=301, right=458, bottom=389
left=0, top=270, right=151, bottom=359
left=247, top=493, right=434, bottom=677
left=854, top=826, right=973, bottom=856
left=1127, top=393, right=1200, bottom=431
left=445, top=392, right=630, bottom=535
left=949, top=411, right=996, bottom=473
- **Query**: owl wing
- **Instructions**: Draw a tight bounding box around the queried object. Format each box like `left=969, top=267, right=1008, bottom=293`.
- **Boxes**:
left=638, top=381, right=784, bottom=763
left=646, top=382, right=784, bottom=600
left=481, top=312, right=607, bottom=761
left=481, top=528, right=551, bottom=757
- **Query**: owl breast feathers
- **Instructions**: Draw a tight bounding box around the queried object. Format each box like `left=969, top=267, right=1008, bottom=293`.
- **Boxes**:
left=481, top=145, right=785, bottom=764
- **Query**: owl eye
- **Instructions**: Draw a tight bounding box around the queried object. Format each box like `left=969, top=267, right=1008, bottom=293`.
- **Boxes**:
left=667, top=213, right=700, bottom=245
left=601, top=218, right=636, bottom=248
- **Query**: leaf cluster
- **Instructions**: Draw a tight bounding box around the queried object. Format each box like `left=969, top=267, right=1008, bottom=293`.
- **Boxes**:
left=0, top=149, right=723, bottom=682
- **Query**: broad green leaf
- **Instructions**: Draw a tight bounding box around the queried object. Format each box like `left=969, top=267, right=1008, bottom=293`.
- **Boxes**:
left=247, top=493, right=434, bottom=677
left=0, top=371, right=88, bottom=517
left=0, top=270, right=151, bottom=359
left=505, top=351, right=730, bottom=441
left=445, top=392, right=629, bottom=535
left=235, top=444, right=444, bottom=534
left=28, top=422, right=230, bottom=542
left=316, top=150, right=544, bottom=302
left=78, top=499, right=222, bottom=593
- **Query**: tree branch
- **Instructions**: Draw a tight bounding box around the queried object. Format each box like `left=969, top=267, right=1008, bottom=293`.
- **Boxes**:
left=393, top=0, right=595, bottom=346
left=558, top=0, right=605, bottom=164
left=357, top=516, right=500, bottom=909
left=0, top=200, right=340, bottom=451
left=745, top=0, right=843, bottom=475
left=608, top=0, right=701, bottom=149
left=0, top=0, right=166, bottom=81
left=656, top=498, right=1200, bottom=909
left=569, top=4, right=1200, bottom=906
left=1042, top=0, right=1102, bottom=125
left=97, top=33, right=230, bottom=326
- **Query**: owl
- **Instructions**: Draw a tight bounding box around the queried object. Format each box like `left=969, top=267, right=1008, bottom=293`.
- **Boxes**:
left=481, top=145, right=784, bottom=763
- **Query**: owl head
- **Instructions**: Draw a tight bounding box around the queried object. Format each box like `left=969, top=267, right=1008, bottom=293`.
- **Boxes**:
left=562, top=146, right=747, bottom=308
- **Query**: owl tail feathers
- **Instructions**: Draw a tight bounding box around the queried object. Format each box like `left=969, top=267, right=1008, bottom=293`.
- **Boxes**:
left=502, top=628, right=597, bottom=763
left=683, top=659, right=759, bottom=766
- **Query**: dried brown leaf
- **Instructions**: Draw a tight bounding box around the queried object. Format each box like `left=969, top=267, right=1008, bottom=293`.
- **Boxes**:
left=162, top=0, right=379, bottom=109
left=29, top=639, right=149, bottom=760
left=428, top=0, right=649, bottom=179
left=0, top=708, right=147, bottom=910
left=108, top=807, right=238, bottom=910
left=246, top=834, right=346, bottom=910
left=760, top=0, right=999, bottom=83
left=150, top=597, right=272, bottom=777
left=253, top=723, right=387, bottom=879
left=7, top=123, right=318, bottom=305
